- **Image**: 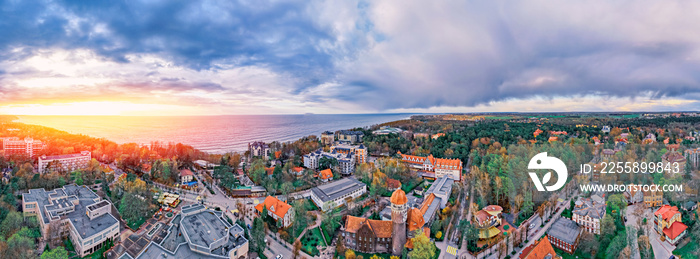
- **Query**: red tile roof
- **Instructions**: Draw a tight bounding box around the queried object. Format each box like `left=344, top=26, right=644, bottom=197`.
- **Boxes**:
left=180, top=169, right=194, bottom=177
left=255, top=196, right=292, bottom=220
left=344, top=216, right=393, bottom=238
left=520, top=236, right=558, bottom=259
left=654, top=205, right=680, bottom=221
left=663, top=221, right=688, bottom=240
left=319, top=169, right=333, bottom=180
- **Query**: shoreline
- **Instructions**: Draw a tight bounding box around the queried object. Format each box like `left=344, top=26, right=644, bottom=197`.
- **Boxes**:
left=10, top=114, right=415, bottom=155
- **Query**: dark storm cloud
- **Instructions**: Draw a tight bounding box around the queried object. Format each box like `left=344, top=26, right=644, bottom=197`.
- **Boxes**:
left=2, top=0, right=700, bottom=111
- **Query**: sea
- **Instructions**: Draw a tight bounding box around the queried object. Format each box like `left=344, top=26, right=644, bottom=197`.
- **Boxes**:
left=17, top=114, right=412, bottom=154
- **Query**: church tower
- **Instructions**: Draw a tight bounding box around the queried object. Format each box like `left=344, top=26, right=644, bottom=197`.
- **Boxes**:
left=390, top=189, right=408, bottom=255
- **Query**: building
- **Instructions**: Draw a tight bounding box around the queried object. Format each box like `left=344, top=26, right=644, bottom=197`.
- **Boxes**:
left=425, top=176, right=454, bottom=208
left=330, top=143, right=368, bottom=164
left=290, top=167, right=305, bottom=178
left=654, top=205, right=688, bottom=244
left=319, top=168, right=333, bottom=182
left=342, top=188, right=434, bottom=255
left=413, top=133, right=430, bottom=139
left=336, top=130, right=364, bottom=144
left=644, top=189, right=663, bottom=208
left=321, top=131, right=335, bottom=145
left=397, top=151, right=463, bottom=181
left=2, top=137, right=44, bottom=157
left=22, top=184, right=120, bottom=257
left=37, top=151, right=91, bottom=173
left=373, top=126, right=403, bottom=135
left=180, top=169, right=195, bottom=184
left=662, top=144, right=686, bottom=174
left=303, top=149, right=356, bottom=175
left=624, top=188, right=643, bottom=204
left=255, top=196, right=294, bottom=228
left=685, top=148, right=700, bottom=168
left=547, top=217, right=581, bottom=254
left=601, top=149, right=616, bottom=161
left=474, top=205, right=504, bottom=243
left=572, top=197, right=605, bottom=234
left=310, top=177, right=367, bottom=211
left=134, top=204, right=248, bottom=259
left=248, top=141, right=271, bottom=159
left=520, top=236, right=560, bottom=259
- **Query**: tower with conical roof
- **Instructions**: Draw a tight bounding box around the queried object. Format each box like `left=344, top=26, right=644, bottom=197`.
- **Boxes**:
left=390, top=188, right=408, bottom=255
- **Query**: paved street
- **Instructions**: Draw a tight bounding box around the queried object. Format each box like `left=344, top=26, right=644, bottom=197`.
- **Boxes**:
left=624, top=204, right=642, bottom=259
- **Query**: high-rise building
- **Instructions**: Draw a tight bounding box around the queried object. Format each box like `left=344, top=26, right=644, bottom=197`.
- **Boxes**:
left=2, top=137, right=44, bottom=157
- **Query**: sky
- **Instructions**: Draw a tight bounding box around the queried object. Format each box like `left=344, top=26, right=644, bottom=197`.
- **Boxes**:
left=2, top=0, right=700, bottom=115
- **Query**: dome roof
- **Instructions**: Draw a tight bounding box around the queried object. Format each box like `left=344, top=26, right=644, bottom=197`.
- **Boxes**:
left=390, top=189, right=408, bottom=205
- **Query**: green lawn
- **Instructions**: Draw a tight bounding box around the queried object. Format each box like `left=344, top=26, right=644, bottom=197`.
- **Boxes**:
left=300, top=227, right=326, bottom=256
left=673, top=240, right=698, bottom=258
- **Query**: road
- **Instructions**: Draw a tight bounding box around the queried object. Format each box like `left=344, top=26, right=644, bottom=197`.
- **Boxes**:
left=647, top=208, right=676, bottom=259
left=513, top=191, right=577, bottom=257
left=624, top=204, right=642, bottom=259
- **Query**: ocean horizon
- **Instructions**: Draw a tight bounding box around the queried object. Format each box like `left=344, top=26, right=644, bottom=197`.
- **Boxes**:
left=17, top=114, right=413, bottom=154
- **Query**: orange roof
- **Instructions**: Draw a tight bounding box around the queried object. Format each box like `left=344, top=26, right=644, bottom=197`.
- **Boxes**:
left=663, top=221, right=688, bottom=240
left=419, top=194, right=436, bottom=215
left=390, top=189, right=408, bottom=205
left=319, top=169, right=333, bottom=180
left=654, top=205, right=680, bottom=221
left=180, top=169, right=194, bottom=177
left=407, top=208, right=425, bottom=231
left=274, top=151, right=282, bottom=159
left=292, top=167, right=304, bottom=173
left=434, top=157, right=462, bottom=170
left=255, top=196, right=292, bottom=219
left=265, top=167, right=275, bottom=176
left=387, top=178, right=401, bottom=189
left=520, top=236, right=558, bottom=259
left=344, top=216, right=393, bottom=238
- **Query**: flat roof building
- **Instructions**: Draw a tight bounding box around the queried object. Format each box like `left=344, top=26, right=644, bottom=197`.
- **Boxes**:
left=22, top=184, right=120, bottom=257
left=310, top=177, right=367, bottom=211
left=132, top=204, right=248, bottom=259
left=547, top=217, right=582, bottom=254
left=425, top=176, right=454, bottom=208
left=38, top=151, right=91, bottom=173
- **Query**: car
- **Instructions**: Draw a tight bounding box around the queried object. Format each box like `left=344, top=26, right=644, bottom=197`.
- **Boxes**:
left=276, top=255, right=283, bottom=259
left=529, top=223, right=535, bottom=229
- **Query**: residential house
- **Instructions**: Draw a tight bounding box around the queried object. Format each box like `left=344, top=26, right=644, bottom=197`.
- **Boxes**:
left=662, top=144, right=686, bottom=174
left=180, top=169, right=195, bottom=184
left=387, top=178, right=402, bottom=191
left=644, top=189, right=663, bottom=208
left=321, top=131, right=335, bottom=145
left=319, top=169, right=333, bottom=182
left=547, top=217, right=582, bottom=254
left=290, top=167, right=305, bottom=178
left=520, top=236, right=561, bottom=259
left=572, top=197, right=605, bottom=234
left=654, top=205, right=688, bottom=244
left=304, top=149, right=356, bottom=175
left=248, top=141, right=271, bottom=159
left=336, top=130, right=364, bottom=144
left=255, top=196, right=295, bottom=228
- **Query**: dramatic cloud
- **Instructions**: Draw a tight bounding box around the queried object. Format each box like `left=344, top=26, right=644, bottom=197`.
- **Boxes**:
left=1, top=0, right=700, bottom=114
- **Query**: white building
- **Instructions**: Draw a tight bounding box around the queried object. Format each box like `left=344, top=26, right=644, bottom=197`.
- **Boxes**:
left=22, top=185, right=120, bottom=257
left=572, top=197, right=606, bottom=235
left=303, top=149, right=356, bottom=175
left=37, top=151, right=91, bottom=173
left=2, top=137, right=45, bottom=157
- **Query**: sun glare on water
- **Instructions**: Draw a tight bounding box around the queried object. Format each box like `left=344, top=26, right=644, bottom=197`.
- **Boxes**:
left=0, top=101, right=193, bottom=116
